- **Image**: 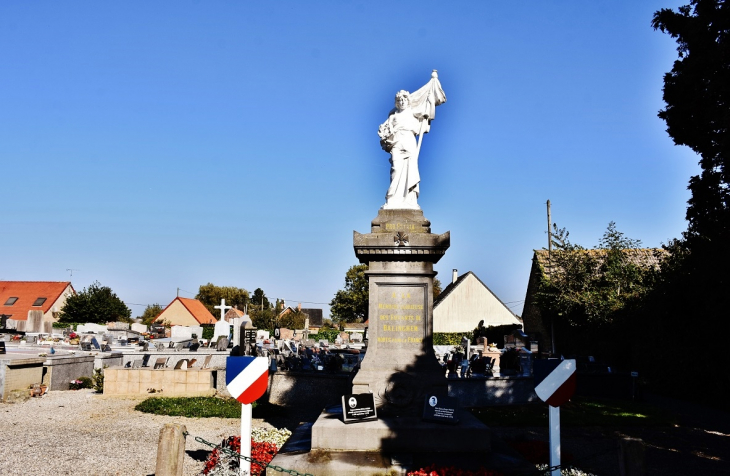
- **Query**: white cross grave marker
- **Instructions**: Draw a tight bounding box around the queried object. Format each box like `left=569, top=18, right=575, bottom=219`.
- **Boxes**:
left=214, top=299, right=233, bottom=321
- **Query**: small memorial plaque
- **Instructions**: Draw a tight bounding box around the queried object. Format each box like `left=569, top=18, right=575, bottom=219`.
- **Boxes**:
left=342, top=393, right=377, bottom=424
left=422, top=394, right=460, bottom=424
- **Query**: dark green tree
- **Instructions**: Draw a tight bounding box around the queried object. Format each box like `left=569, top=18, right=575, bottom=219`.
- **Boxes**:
left=196, top=283, right=249, bottom=318
left=250, top=288, right=270, bottom=310
left=653, top=0, right=730, bottom=242
left=137, top=304, right=164, bottom=326
left=645, top=0, right=730, bottom=402
left=59, top=281, right=132, bottom=324
left=329, top=264, right=369, bottom=324
left=433, top=278, right=442, bottom=300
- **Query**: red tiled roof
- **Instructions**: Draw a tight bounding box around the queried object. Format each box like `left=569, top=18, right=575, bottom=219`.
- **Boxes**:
left=161, top=297, right=216, bottom=325
left=0, top=281, right=75, bottom=320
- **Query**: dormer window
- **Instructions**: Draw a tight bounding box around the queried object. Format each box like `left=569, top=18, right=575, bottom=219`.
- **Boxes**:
left=4, top=297, right=18, bottom=306
left=32, top=297, right=47, bottom=307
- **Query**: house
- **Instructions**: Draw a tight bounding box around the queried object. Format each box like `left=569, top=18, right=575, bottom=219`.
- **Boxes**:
left=0, top=281, right=76, bottom=329
left=154, top=297, right=217, bottom=326
left=521, top=248, right=666, bottom=352
left=278, top=304, right=324, bottom=331
left=433, top=270, right=522, bottom=333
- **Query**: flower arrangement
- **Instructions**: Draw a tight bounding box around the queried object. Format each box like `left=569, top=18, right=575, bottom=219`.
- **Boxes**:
left=202, top=427, right=291, bottom=476
left=69, top=377, right=93, bottom=390
left=407, top=465, right=503, bottom=476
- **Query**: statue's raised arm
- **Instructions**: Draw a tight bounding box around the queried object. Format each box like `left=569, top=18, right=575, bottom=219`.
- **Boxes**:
left=379, top=71, right=446, bottom=210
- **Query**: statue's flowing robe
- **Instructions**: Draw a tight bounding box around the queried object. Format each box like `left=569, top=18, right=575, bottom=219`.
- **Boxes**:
left=382, top=109, right=421, bottom=205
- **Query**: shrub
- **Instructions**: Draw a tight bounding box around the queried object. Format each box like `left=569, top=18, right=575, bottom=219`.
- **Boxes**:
left=92, top=367, right=105, bottom=393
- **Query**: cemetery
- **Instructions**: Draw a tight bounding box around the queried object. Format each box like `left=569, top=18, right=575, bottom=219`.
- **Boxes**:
left=4, top=3, right=730, bottom=471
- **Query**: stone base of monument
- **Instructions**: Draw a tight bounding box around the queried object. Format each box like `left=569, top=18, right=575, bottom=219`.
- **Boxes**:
left=310, top=404, right=490, bottom=453
left=267, top=404, right=495, bottom=476
left=269, top=406, right=539, bottom=476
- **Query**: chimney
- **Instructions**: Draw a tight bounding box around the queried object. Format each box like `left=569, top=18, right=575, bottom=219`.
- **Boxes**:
left=452, top=269, right=458, bottom=284
left=297, top=303, right=302, bottom=311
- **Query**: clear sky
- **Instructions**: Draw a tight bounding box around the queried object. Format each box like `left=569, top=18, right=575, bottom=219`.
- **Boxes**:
left=1, top=1, right=696, bottom=319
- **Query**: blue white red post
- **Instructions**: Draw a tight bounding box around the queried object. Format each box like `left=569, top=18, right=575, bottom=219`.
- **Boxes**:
left=226, top=357, right=270, bottom=476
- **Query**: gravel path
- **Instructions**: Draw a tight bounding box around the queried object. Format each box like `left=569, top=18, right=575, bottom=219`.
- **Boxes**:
left=0, top=390, right=276, bottom=476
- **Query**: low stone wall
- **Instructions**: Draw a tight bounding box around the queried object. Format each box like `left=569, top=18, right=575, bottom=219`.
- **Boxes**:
left=118, top=350, right=228, bottom=370
left=0, top=356, right=46, bottom=402
left=103, top=367, right=215, bottom=397
left=95, top=352, right=123, bottom=370
left=43, top=355, right=95, bottom=391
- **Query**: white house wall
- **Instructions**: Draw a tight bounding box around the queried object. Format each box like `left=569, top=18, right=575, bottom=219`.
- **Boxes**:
left=433, top=274, right=521, bottom=333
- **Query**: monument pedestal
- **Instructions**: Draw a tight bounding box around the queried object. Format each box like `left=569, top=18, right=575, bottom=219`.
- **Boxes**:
left=270, top=210, right=493, bottom=474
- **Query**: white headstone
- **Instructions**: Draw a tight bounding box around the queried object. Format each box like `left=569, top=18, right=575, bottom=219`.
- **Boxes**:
left=212, top=319, right=231, bottom=343
left=257, top=330, right=270, bottom=340
left=131, top=323, right=148, bottom=334
left=189, top=325, right=203, bottom=339
left=171, top=326, right=193, bottom=342
left=351, top=332, right=363, bottom=342
left=231, top=317, right=242, bottom=347
left=77, top=323, right=108, bottom=334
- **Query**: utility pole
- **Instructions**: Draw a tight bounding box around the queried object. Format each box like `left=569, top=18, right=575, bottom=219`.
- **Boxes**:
left=546, top=199, right=556, bottom=356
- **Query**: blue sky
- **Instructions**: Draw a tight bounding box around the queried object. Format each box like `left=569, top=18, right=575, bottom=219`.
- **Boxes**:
left=1, top=1, right=696, bottom=319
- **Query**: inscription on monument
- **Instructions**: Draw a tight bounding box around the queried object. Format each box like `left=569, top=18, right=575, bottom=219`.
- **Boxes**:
left=384, top=222, right=424, bottom=233
left=376, top=285, right=425, bottom=347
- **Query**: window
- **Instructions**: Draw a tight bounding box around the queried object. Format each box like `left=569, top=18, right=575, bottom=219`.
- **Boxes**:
left=4, top=297, right=18, bottom=305
left=32, top=297, right=47, bottom=307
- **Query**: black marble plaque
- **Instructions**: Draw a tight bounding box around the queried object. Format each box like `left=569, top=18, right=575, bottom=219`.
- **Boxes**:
left=342, top=393, right=378, bottom=424
left=422, top=394, right=460, bottom=424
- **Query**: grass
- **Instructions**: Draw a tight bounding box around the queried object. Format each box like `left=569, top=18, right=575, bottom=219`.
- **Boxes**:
left=134, top=396, right=255, bottom=418
left=470, top=396, right=677, bottom=428
left=134, top=397, right=298, bottom=423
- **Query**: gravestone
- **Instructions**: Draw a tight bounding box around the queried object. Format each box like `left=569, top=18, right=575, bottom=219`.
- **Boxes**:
left=78, top=323, right=107, bottom=334
left=131, top=323, right=148, bottom=334
left=107, top=322, right=130, bottom=330
left=351, top=332, right=363, bottom=343
left=27, top=310, right=43, bottom=333
left=216, top=337, right=229, bottom=351
left=211, top=320, right=231, bottom=345
left=257, top=330, right=270, bottom=340
left=171, top=326, right=193, bottom=342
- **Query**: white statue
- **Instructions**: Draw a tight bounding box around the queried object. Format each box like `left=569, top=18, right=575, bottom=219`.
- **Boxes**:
left=378, top=70, right=446, bottom=210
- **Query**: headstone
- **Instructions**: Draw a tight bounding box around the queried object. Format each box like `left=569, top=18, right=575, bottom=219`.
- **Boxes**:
left=91, top=337, right=100, bottom=350
left=27, top=310, right=43, bottom=333
left=202, top=355, right=212, bottom=369
left=26, top=335, right=38, bottom=344
left=216, top=337, right=229, bottom=351
left=171, top=326, right=193, bottom=342
left=107, top=322, right=130, bottom=330
left=257, top=330, right=270, bottom=340
left=141, top=355, right=151, bottom=367
left=339, top=332, right=350, bottom=343
left=78, top=323, right=108, bottom=334
left=173, top=359, right=188, bottom=370
left=231, top=317, right=243, bottom=347
left=131, top=323, right=148, bottom=333
left=214, top=299, right=233, bottom=320
left=154, top=357, right=168, bottom=369
left=212, top=320, right=231, bottom=344
left=132, top=359, right=143, bottom=368
left=189, top=343, right=200, bottom=352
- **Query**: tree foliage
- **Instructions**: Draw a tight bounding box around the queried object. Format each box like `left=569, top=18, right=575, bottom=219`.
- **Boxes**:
left=138, top=304, right=164, bottom=326
left=59, top=281, right=131, bottom=324
left=534, top=223, right=659, bottom=358
left=330, top=264, right=370, bottom=324
left=196, top=283, right=249, bottom=319
left=278, top=310, right=307, bottom=330
left=644, top=1, right=730, bottom=402
left=653, top=0, right=730, bottom=241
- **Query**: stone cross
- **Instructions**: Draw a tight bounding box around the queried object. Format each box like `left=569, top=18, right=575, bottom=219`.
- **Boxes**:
left=214, top=299, right=233, bottom=321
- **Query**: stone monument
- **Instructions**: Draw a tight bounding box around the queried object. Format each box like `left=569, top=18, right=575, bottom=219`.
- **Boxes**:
left=272, top=72, right=491, bottom=475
